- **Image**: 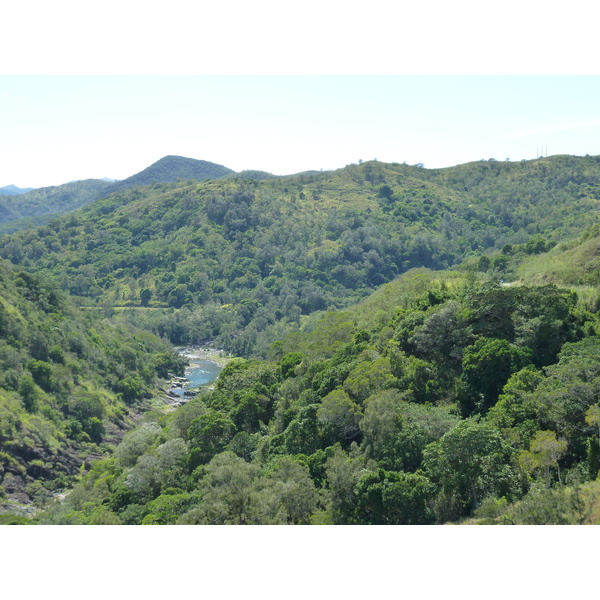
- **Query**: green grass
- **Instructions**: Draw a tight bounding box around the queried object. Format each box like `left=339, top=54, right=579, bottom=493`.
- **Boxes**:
left=519, top=235, right=600, bottom=287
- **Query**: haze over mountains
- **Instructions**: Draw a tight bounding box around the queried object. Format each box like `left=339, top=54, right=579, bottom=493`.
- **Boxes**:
left=0, top=185, right=36, bottom=196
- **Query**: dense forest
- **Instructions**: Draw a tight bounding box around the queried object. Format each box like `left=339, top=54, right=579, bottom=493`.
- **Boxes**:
left=26, top=268, right=600, bottom=524
left=3, top=156, right=600, bottom=358
left=3, top=154, right=600, bottom=524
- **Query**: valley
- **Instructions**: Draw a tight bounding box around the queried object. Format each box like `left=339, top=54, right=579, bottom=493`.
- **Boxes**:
left=2, top=154, right=600, bottom=524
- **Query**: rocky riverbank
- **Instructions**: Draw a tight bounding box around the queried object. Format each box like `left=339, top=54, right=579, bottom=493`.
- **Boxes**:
left=160, top=347, right=230, bottom=407
left=176, top=346, right=232, bottom=367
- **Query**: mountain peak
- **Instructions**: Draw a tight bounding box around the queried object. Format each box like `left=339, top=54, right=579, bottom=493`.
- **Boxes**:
left=110, top=156, right=235, bottom=192
left=0, top=184, right=36, bottom=195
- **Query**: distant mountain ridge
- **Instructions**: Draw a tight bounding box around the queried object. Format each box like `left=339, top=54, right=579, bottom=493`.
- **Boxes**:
left=0, top=156, right=239, bottom=228
left=0, top=179, right=115, bottom=225
left=109, top=156, right=235, bottom=193
left=0, top=185, right=35, bottom=195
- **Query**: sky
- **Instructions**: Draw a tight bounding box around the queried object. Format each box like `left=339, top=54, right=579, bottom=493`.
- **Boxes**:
left=2, top=75, right=600, bottom=189
left=1, top=1, right=599, bottom=189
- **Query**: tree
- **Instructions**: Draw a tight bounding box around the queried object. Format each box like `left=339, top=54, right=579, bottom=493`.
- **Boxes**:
left=151, top=351, right=188, bottom=379
left=343, top=357, right=393, bottom=403
left=179, top=452, right=263, bottom=525
left=324, top=447, right=374, bottom=524
left=486, top=366, right=543, bottom=450
left=118, top=376, right=144, bottom=404
left=585, top=404, right=600, bottom=478
left=477, top=255, right=491, bottom=272
left=410, top=301, right=473, bottom=368
left=18, top=374, right=39, bottom=412
left=519, top=430, right=567, bottom=488
left=28, top=359, right=54, bottom=392
left=360, top=391, right=459, bottom=472
left=353, top=468, right=436, bottom=524
left=188, top=409, right=237, bottom=467
left=585, top=404, right=600, bottom=444
left=167, top=283, right=191, bottom=308
left=317, top=388, right=362, bottom=443
left=465, top=282, right=519, bottom=340
left=513, top=285, right=579, bottom=367
left=393, top=402, right=460, bottom=473
left=280, top=352, right=303, bottom=378
left=124, top=438, right=188, bottom=500
left=360, top=390, right=404, bottom=464
left=142, top=491, right=201, bottom=525
left=390, top=350, right=440, bottom=404
left=261, top=457, right=320, bottom=524
left=115, top=422, right=163, bottom=467
left=139, top=287, right=152, bottom=306
left=532, top=338, right=600, bottom=460
left=283, top=405, right=321, bottom=455
left=423, top=419, right=522, bottom=519
left=460, top=338, right=531, bottom=415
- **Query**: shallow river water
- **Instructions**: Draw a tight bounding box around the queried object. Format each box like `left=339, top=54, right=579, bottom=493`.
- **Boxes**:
left=171, top=349, right=225, bottom=396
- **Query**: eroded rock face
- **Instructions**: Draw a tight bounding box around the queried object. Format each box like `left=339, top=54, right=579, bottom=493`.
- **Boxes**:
left=0, top=441, right=79, bottom=508
left=2, top=472, right=31, bottom=504
left=0, top=406, right=144, bottom=508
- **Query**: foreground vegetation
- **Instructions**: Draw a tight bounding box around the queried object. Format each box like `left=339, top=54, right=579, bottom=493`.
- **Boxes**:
left=24, top=268, right=600, bottom=524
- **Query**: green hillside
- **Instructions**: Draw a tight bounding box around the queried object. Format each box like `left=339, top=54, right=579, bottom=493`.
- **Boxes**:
left=0, top=185, right=35, bottom=196
left=0, top=179, right=114, bottom=224
left=3, top=157, right=600, bottom=357
left=0, top=156, right=236, bottom=231
left=225, top=169, right=278, bottom=181
left=419, top=154, right=600, bottom=240
left=516, top=226, right=600, bottom=286
left=0, top=213, right=59, bottom=235
left=0, top=258, right=186, bottom=513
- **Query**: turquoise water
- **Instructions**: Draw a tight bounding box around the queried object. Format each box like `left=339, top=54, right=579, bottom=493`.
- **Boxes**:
left=172, top=359, right=223, bottom=396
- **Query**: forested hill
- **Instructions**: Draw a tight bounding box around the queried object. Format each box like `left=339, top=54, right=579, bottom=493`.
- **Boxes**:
left=5, top=153, right=600, bottom=524
left=0, top=257, right=186, bottom=512
left=400, top=154, right=600, bottom=240
left=2, top=156, right=600, bottom=357
left=0, top=156, right=236, bottom=231
left=0, top=179, right=114, bottom=225
left=109, top=155, right=235, bottom=193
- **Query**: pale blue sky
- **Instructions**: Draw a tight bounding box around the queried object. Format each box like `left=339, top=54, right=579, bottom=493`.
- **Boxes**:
left=2, top=76, right=600, bottom=188
left=2, top=0, right=598, bottom=189
left=2, top=75, right=600, bottom=188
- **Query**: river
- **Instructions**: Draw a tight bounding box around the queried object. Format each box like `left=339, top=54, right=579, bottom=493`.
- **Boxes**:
left=170, top=347, right=228, bottom=396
